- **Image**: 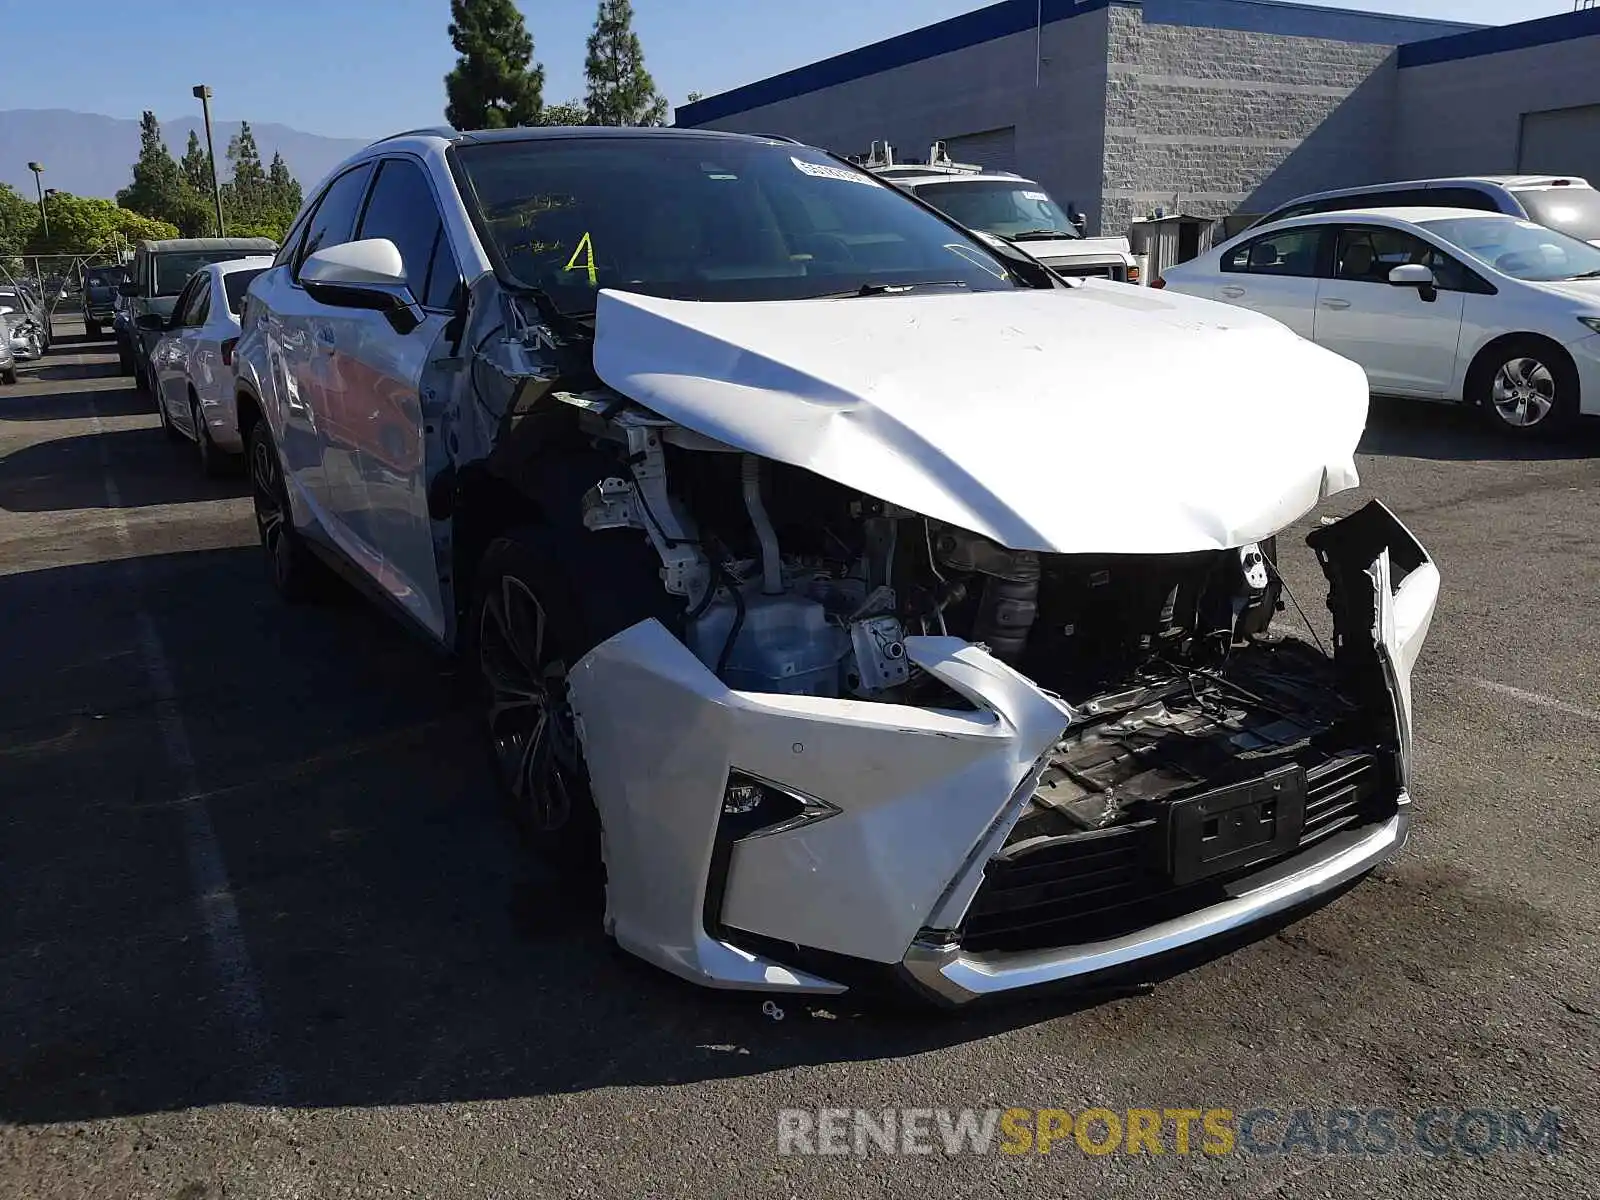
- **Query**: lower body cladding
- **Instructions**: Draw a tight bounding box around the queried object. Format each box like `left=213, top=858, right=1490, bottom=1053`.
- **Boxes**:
left=566, top=503, right=1439, bottom=1005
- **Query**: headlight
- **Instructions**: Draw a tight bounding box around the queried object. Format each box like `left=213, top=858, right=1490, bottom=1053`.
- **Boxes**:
left=1580, top=317, right=1600, bottom=336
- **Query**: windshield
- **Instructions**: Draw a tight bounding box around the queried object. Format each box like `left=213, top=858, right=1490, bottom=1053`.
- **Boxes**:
left=911, top=179, right=1079, bottom=240
left=1514, top=187, right=1600, bottom=243
left=155, top=251, right=266, bottom=297
left=223, top=268, right=267, bottom=314
left=85, top=268, right=126, bottom=291
left=1420, top=214, right=1600, bottom=282
left=455, top=136, right=1018, bottom=310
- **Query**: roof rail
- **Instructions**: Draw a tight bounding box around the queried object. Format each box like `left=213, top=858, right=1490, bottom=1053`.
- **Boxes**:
left=759, top=133, right=805, bottom=145
left=372, top=126, right=457, bottom=145
left=854, top=137, right=986, bottom=176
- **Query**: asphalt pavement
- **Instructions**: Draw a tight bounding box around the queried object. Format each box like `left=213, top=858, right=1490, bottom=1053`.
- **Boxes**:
left=1, top=318, right=1596, bottom=1199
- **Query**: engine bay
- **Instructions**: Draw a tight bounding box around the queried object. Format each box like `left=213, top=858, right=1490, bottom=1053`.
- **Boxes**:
left=567, top=399, right=1396, bottom=839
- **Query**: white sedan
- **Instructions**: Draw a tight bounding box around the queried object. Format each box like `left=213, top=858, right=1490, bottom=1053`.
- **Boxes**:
left=146, top=256, right=273, bottom=473
left=1158, top=207, right=1600, bottom=435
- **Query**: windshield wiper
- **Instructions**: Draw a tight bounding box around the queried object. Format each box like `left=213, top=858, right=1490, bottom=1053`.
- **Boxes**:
left=820, top=281, right=972, bottom=298
left=1567, top=268, right=1600, bottom=280
left=1006, top=229, right=1076, bottom=242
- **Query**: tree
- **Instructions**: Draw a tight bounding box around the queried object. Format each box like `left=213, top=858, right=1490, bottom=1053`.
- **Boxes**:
left=25, top=192, right=177, bottom=256
left=266, top=151, right=303, bottom=217
left=0, top=184, right=37, bottom=262
left=222, top=121, right=270, bottom=224
left=444, top=0, right=545, bottom=129
left=686, top=91, right=704, bottom=103
left=180, top=130, right=213, bottom=198
left=116, top=111, right=194, bottom=230
left=584, top=0, right=668, bottom=127
left=536, top=99, right=591, bottom=127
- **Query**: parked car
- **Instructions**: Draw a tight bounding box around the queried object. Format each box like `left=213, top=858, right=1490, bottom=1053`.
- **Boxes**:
left=119, top=237, right=277, bottom=394
left=0, top=312, right=16, bottom=384
left=1252, top=175, right=1600, bottom=246
left=81, top=264, right=128, bottom=338
left=0, top=286, right=48, bottom=358
left=144, top=256, right=272, bottom=475
left=1159, top=206, right=1600, bottom=436
left=236, top=127, right=1437, bottom=1006
left=863, top=142, right=1141, bottom=283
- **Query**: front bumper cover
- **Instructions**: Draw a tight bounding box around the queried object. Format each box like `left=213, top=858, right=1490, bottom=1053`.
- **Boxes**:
left=567, top=501, right=1438, bottom=1003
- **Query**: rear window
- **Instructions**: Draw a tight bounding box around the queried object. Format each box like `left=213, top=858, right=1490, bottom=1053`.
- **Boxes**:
left=1514, top=187, right=1600, bottom=242
left=154, top=250, right=269, bottom=297
left=223, top=268, right=267, bottom=314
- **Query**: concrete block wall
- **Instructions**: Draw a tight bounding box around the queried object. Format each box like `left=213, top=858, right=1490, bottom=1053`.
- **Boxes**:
left=1101, top=4, right=1397, bottom=234
left=692, top=6, right=1116, bottom=231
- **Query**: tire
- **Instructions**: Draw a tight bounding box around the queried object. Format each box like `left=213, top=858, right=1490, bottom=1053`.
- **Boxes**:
left=248, top=421, right=325, bottom=603
left=468, top=532, right=605, bottom=881
left=116, top=338, right=133, bottom=376
left=86, top=321, right=101, bottom=339
left=1471, top=337, right=1579, bottom=437
left=1, top=367, right=16, bottom=385
left=192, top=394, right=227, bottom=477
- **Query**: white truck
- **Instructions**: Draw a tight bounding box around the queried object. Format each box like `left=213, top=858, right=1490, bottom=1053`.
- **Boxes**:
left=858, top=141, right=1142, bottom=285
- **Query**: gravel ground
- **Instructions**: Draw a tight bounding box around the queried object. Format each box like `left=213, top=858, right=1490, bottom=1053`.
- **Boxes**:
left=1, top=319, right=1596, bottom=1199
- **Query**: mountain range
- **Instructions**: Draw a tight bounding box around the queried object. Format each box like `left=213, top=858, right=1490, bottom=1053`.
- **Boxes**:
left=0, top=110, right=371, bottom=200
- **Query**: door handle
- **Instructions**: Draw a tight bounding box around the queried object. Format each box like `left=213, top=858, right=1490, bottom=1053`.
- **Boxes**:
left=1220, top=286, right=1246, bottom=298
left=1320, top=298, right=1352, bottom=310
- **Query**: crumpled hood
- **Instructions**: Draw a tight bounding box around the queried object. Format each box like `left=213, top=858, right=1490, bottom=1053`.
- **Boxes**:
left=591, top=285, right=1368, bottom=554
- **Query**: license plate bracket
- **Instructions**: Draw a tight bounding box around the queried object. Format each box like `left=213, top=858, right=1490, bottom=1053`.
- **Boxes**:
left=1168, top=765, right=1307, bottom=886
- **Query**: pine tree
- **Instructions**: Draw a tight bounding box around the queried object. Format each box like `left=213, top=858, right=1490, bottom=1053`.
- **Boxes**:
left=180, top=130, right=213, bottom=198
left=584, top=0, right=668, bottom=127
left=444, top=0, right=545, bottom=129
left=536, top=99, right=591, bottom=127
left=267, top=152, right=303, bottom=217
left=224, top=121, right=269, bottom=218
left=116, top=112, right=191, bottom=227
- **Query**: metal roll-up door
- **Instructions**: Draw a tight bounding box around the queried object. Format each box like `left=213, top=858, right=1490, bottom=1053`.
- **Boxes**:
left=943, top=127, right=1017, bottom=174
left=1519, top=104, right=1600, bottom=185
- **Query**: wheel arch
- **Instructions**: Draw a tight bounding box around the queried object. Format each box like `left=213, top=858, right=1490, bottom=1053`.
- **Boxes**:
left=235, top=381, right=263, bottom=446
left=1462, top=331, right=1578, bottom=407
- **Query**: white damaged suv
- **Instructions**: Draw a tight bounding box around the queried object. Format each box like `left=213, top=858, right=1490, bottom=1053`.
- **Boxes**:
left=234, top=128, right=1439, bottom=1006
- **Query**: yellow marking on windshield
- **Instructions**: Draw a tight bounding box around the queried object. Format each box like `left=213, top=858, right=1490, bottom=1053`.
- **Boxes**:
left=564, top=232, right=598, bottom=287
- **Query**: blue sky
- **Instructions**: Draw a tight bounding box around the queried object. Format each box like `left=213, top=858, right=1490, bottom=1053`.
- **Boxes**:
left=0, top=0, right=1570, bottom=139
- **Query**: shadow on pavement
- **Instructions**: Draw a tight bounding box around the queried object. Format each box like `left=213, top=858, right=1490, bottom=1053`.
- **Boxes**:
left=0, top=426, right=245, bottom=511
left=0, top=544, right=1185, bottom=1125
left=0, top=382, right=152, bottom=422
left=28, top=361, right=129, bottom=384
left=1360, top=396, right=1600, bottom=461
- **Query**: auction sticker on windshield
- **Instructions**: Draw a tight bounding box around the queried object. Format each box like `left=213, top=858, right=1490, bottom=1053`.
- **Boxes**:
left=792, top=157, right=881, bottom=186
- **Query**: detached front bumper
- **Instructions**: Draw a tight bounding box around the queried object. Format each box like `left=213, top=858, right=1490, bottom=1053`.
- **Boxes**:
left=567, top=502, right=1438, bottom=1003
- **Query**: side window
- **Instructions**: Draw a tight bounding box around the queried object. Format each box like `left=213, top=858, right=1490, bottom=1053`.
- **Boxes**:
left=1332, top=224, right=1480, bottom=291
left=1427, top=186, right=1497, bottom=213
left=356, top=159, right=444, bottom=296
left=1333, top=225, right=1423, bottom=284
left=423, top=229, right=463, bottom=310
left=1223, top=227, right=1326, bottom=277
left=294, top=163, right=375, bottom=279
left=189, top=284, right=211, bottom=326
left=274, top=209, right=312, bottom=269
left=173, top=276, right=205, bottom=325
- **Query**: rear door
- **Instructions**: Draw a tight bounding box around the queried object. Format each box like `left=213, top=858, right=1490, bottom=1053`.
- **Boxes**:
left=339, top=155, right=463, bottom=639
left=1312, top=224, right=1467, bottom=397
left=156, top=274, right=208, bottom=429
left=1213, top=225, right=1328, bottom=337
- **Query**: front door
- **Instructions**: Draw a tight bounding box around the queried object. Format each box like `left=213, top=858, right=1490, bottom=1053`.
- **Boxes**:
left=1313, top=225, right=1466, bottom=397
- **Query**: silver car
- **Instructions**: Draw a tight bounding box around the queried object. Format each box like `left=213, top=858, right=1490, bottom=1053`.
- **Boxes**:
left=0, top=312, right=17, bottom=384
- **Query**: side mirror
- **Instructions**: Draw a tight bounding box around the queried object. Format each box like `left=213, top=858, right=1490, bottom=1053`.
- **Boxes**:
left=135, top=313, right=168, bottom=333
left=1071, top=211, right=1088, bottom=234
left=119, top=280, right=139, bottom=297
left=1388, top=263, right=1437, bottom=302
left=301, top=239, right=423, bottom=334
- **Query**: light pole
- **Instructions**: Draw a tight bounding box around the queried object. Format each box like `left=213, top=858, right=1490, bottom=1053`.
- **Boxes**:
left=192, top=84, right=225, bottom=237
left=27, top=162, right=47, bottom=238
